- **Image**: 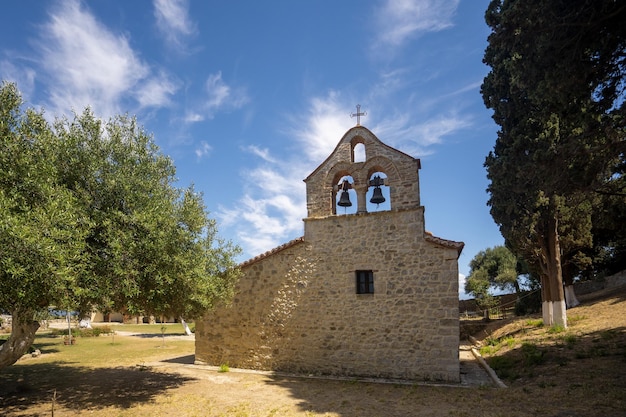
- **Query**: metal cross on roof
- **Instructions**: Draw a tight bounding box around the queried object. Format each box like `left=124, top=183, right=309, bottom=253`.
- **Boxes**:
left=350, top=104, right=367, bottom=126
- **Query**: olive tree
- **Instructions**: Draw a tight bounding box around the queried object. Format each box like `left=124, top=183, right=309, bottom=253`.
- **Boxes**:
left=0, top=82, right=240, bottom=369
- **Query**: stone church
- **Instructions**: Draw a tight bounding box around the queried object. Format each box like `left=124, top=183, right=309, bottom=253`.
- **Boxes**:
left=195, top=121, right=464, bottom=382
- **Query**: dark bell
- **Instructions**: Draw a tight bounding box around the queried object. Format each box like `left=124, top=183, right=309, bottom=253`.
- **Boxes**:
left=370, top=187, right=385, bottom=205
left=338, top=190, right=352, bottom=207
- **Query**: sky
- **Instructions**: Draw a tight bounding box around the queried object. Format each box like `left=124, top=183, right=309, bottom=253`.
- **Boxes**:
left=0, top=0, right=504, bottom=299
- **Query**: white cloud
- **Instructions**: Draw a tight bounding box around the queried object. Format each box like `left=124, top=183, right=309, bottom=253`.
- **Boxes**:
left=373, top=0, right=460, bottom=51
left=415, top=114, right=471, bottom=145
left=205, top=72, right=231, bottom=110
left=407, top=114, right=472, bottom=153
left=219, top=188, right=305, bottom=257
left=184, top=112, right=204, bottom=123
left=0, top=60, right=36, bottom=100
left=217, top=92, right=355, bottom=258
left=195, top=141, right=212, bottom=159
left=287, top=91, right=355, bottom=163
left=40, top=1, right=147, bottom=114
left=136, top=71, right=180, bottom=108
left=459, top=273, right=471, bottom=300
left=243, top=145, right=278, bottom=164
left=217, top=147, right=309, bottom=258
left=239, top=196, right=291, bottom=236
left=153, top=0, right=197, bottom=50
left=224, top=92, right=354, bottom=256
left=33, top=0, right=170, bottom=119
left=447, top=81, right=483, bottom=97
left=372, top=110, right=472, bottom=157
left=248, top=167, right=294, bottom=195
left=185, top=72, right=249, bottom=123
left=370, top=68, right=411, bottom=99
left=237, top=233, right=283, bottom=260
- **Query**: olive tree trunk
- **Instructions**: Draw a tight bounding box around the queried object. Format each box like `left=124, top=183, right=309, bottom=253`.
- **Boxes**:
left=0, top=309, right=40, bottom=370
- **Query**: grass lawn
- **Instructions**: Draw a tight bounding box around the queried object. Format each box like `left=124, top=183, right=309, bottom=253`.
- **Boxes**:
left=2, top=328, right=194, bottom=367
left=1, top=330, right=197, bottom=416
left=98, top=322, right=195, bottom=335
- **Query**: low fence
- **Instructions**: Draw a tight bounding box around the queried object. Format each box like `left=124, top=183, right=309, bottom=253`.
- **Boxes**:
left=459, top=292, right=520, bottom=320
left=459, top=269, right=626, bottom=319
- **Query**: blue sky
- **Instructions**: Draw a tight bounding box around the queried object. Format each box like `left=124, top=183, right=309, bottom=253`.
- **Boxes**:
left=0, top=0, right=503, bottom=298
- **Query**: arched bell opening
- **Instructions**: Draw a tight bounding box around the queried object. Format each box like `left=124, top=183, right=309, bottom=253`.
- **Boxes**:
left=366, top=172, right=391, bottom=212
left=350, top=136, right=366, bottom=163
left=335, top=175, right=357, bottom=215
left=352, top=142, right=365, bottom=163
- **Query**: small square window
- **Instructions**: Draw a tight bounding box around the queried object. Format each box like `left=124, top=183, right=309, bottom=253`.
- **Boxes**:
left=356, top=270, right=374, bottom=294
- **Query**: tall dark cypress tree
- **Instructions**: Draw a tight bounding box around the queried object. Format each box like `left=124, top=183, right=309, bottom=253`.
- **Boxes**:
left=481, top=0, right=626, bottom=326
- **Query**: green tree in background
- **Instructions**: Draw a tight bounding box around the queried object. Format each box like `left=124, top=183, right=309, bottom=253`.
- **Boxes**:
left=0, top=82, right=241, bottom=369
left=465, top=246, right=519, bottom=318
left=481, top=0, right=626, bottom=326
left=466, top=246, right=520, bottom=294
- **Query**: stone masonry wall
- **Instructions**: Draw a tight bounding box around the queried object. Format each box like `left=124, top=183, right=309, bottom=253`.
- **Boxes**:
left=195, top=241, right=314, bottom=371
left=195, top=208, right=460, bottom=382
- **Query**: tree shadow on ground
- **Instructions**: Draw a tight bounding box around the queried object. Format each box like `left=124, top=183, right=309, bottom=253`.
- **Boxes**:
left=0, top=362, right=196, bottom=415
left=263, top=373, right=475, bottom=417
left=133, top=333, right=190, bottom=338
left=29, top=340, right=61, bottom=355
left=578, top=284, right=626, bottom=305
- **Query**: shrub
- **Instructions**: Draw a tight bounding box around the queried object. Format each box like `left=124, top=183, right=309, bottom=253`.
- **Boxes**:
left=78, top=326, right=113, bottom=337
left=521, top=342, right=544, bottom=365
left=484, top=335, right=500, bottom=346
left=49, top=328, right=77, bottom=337
left=480, top=345, right=499, bottom=356
left=504, top=336, right=516, bottom=348
left=548, top=324, right=566, bottom=334
left=50, top=326, right=113, bottom=338
left=525, top=319, right=543, bottom=328
left=488, top=356, right=518, bottom=380
left=568, top=314, right=586, bottom=325
left=559, top=333, right=577, bottom=349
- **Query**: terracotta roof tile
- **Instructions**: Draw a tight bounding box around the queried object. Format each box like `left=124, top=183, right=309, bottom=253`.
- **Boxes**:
left=424, top=233, right=464, bottom=258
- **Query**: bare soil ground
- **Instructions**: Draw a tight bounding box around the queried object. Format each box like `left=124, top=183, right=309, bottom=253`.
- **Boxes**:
left=1, top=286, right=624, bottom=417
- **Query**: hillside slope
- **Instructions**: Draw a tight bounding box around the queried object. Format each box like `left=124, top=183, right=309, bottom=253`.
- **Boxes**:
left=474, top=285, right=626, bottom=416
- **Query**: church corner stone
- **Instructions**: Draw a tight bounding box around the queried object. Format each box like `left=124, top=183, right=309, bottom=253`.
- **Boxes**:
left=195, top=124, right=464, bottom=383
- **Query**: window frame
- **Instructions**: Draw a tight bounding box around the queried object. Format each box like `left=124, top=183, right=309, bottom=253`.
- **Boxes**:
left=355, top=270, right=374, bottom=294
